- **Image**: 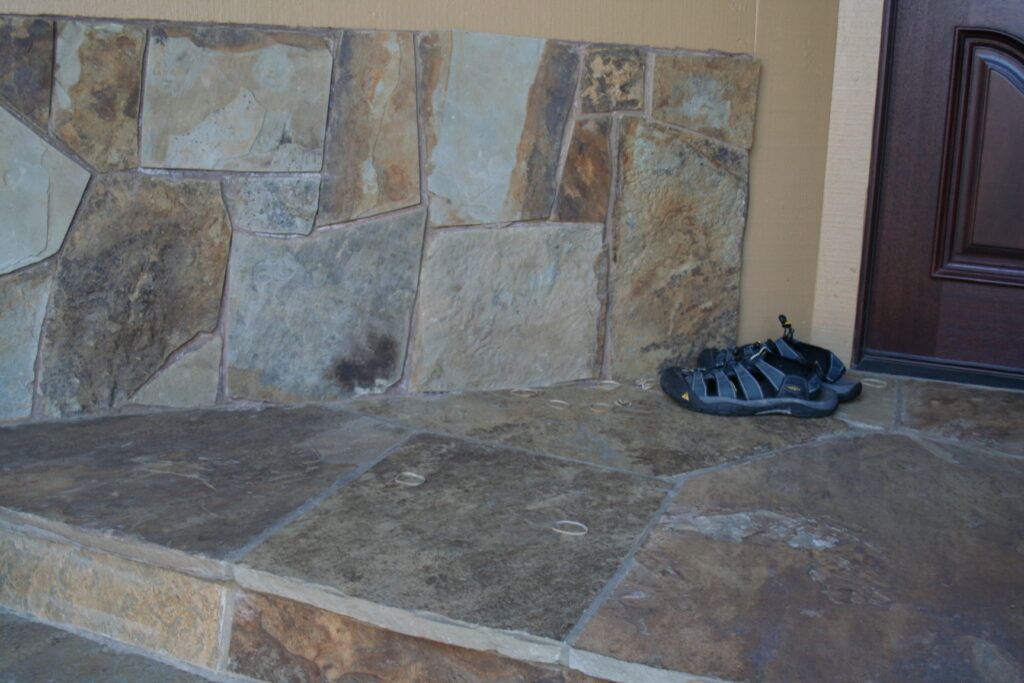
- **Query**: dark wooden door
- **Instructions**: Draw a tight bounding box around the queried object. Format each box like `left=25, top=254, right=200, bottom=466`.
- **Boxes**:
left=857, top=0, right=1024, bottom=387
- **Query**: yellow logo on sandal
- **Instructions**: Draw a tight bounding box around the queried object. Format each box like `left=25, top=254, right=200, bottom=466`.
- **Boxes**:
left=681, top=392, right=690, bottom=401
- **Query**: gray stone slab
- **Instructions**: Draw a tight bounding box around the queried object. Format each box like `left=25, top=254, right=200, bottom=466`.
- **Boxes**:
left=0, top=611, right=212, bottom=682
left=835, top=373, right=900, bottom=430
left=576, top=433, right=1024, bottom=681
left=901, top=379, right=1024, bottom=455
left=0, top=265, right=51, bottom=421
left=243, top=432, right=669, bottom=639
left=0, top=106, right=90, bottom=275
left=226, top=208, right=425, bottom=402
left=410, top=223, right=604, bottom=392
left=37, top=173, right=230, bottom=417
left=420, top=31, right=578, bottom=227
left=609, top=118, right=748, bottom=379
left=222, top=175, right=319, bottom=235
left=652, top=52, right=761, bottom=149
left=129, top=335, right=221, bottom=409
left=0, top=406, right=408, bottom=557
left=349, top=381, right=849, bottom=477
left=317, top=31, right=420, bottom=226
left=141, top=26, right=332, bottom=171
left=53, top=21, right=145, bottom=171
left=0, top=17, right=53, bottom=126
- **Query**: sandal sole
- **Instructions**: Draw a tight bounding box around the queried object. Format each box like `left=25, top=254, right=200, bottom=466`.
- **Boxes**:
left=660, top=370, right=840, bottom=418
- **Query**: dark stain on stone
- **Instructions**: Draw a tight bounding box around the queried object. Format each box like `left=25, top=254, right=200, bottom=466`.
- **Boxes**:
left=332, top=333, right=399, bottom=392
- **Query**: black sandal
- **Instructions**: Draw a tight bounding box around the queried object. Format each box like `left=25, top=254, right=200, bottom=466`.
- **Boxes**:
left=696, top=315, right=862, bottom=403
left=661, top=345, right=840, bottom=417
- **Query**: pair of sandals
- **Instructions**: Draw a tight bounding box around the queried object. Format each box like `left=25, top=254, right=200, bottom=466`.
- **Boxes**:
left=660, top=315, right=862, bottom=418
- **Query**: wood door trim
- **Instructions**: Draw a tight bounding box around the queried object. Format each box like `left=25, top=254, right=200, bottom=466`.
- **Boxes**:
left=852, top=0, right=898, bottom=367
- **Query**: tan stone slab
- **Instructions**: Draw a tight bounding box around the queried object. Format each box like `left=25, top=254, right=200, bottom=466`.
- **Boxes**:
left=317, top=31, right=419, bottom=226
left=576, top=433, right=1024, bottom=681
left=229, top=591, right=602, bottom=682
left=555, top=118, right=612, bottom=223
left=0, top=526, right=224, bottom=668
left=0, top=17, right=52, bottom=126
left=129, top=335, right=221, bottom=408
left=410, top=223, right=604, bottom=392
left=243, top=433, right=669, bottom=640
left=53, top=21, right=144, bottom=171
left=350, top=381, right=849, bottom=477
left=901, top=379, right=1024, bottom=455
left=652, top=52, right=760, bottom=149
left=609, top=118, right=748, bottom=379
left=580, top=46, right=644, bottom=113
left=141, top=26, right=331, bottom=171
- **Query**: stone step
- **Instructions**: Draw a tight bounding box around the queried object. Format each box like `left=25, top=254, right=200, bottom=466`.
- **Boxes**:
left=1, top=378, right=1022, bottom=682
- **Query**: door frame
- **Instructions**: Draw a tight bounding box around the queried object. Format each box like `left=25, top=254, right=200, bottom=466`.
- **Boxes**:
left=853, top=0, right=1024, bottom=390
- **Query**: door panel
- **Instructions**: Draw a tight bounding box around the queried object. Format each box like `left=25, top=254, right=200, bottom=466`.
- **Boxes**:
left=858, top=0, right=1024, bottom=385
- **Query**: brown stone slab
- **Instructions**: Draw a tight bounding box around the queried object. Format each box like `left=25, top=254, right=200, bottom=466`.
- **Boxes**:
left=575, top=433, right=1024, bottom=681
left=0, top=527, right=224, bottom=668
left=901, top=378, right=1024, bottom=455
left=317, top=31, right=420, bottom=226
left=53, top=22, right=145, bottom=171
left=230, top=591, right=602, bottom=682
left=0, top=406, right=408, bottom=557
left=38, top=173, right=230, bottom=418
left=580, top=46, right=645, bottom=113
left=350, top=382, right=848, bottom=477
left=243, top=433, right=669, bottom=639
left=609, top=118, right=749, bottom=379
left=652, top=52, right=760, bottom=149
left=0, top=16, right=53, bottom=126
left=0, top=611, right=212, bottom=682
left=555, top=118, right=612, bottom=223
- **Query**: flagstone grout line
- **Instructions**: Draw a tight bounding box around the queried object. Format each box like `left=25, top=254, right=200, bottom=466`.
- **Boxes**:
left=600, top=114, right=621, bottom=380
left=224, top=430, right=421, bottom=563
left=561, top=474, right=687, bottom=655
left=394, top=32, right=432, bottom=395
left=215, top=585, right=237, bottom=673
left=136, top=24, right=151, bottom=170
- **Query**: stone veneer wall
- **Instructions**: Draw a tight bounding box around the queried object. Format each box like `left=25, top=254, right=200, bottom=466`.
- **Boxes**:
left=0, top=15, right=759, bottom=421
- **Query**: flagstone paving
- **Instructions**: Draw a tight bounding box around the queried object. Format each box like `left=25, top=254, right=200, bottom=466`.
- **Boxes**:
left=0, top=375, right=1020, bottom=682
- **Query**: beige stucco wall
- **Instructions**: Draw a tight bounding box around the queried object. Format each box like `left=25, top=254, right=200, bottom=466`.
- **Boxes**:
left=2, top=0, right=844, bottom=349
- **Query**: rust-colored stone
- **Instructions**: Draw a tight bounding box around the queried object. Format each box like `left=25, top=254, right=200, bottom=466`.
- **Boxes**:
left=580, top=46, right=644, bottom=113
left=230, top=591, right=602, bottom=682
left=555, top=118, right=612, bottom=223
left=609, top=118, right=749, bottom=379
left=317, top=31, right=420, bottom=225
left=53, top=22, right=145, bottom=171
